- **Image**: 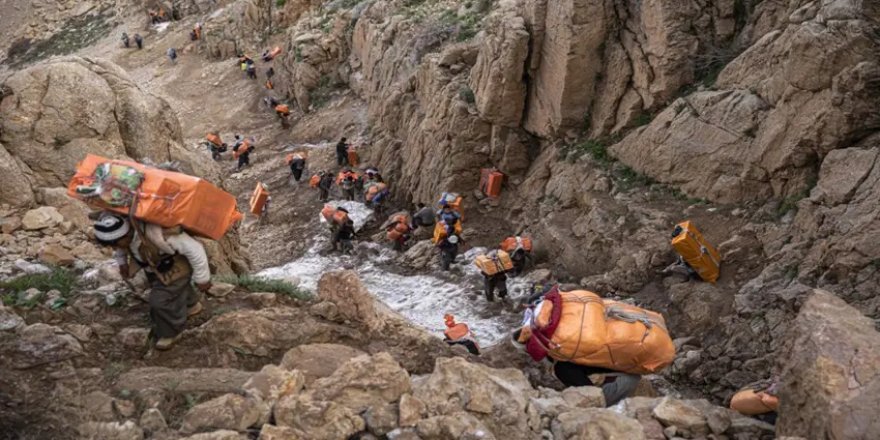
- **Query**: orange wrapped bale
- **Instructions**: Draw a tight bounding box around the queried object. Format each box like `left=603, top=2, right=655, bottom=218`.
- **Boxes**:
left=347, top=147, right=359, bottom=167
left=671, top=221, right=721, bottom=283
left=730, top=389, right=779, bottom=415
left=501, top=236, right=533, bottom=253
left=233, top=140, right=251, bottom=159
left=480, top=169, right=504, bottom=197
left=365, top=182, right=388, bottom=202
left=67, top=154, right=242, bottom=240
left=321, top=204, right=349, bottom=225
left=275, top=104, right=290, bottom=115
left=432, top=220, right=463, bottom=244
left=206, top=133, right=222, bottom=146
left=534, top=290, right=675, bottom=375
left=309, top=174, right=321, bottom=188
left=387, top=222, right=410, bottom=241
left=249, top=183, right=269, bottom=216
left=270, top=46, right=282, bottom=59
left=474, top=251, right=513, bottom=276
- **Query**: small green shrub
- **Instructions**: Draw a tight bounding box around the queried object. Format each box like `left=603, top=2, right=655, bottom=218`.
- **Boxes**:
left=215, top=275, right=311, bottom=300
left=634, top=112, right=654, bottom=127
left=0, top=267, right=77, bottom=306
left=276, top=0, right=287, bottom=6
left=458, top=86, right=476, bottom=104
left=308, top=75, right=336, bottom=109
left=615, top=165, right=655, bottom=191
left=576, top=139, right=612, bottom=165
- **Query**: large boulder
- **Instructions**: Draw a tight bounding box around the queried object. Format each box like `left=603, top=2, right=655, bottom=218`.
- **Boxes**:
left=4, top=323, right=83, bottom=369
left=552, top=409, right=647, bottom=440
left=0, top=143, right=34, bottom=207
left=316, top=270, right=386, bottom=333
left=469, top=4, right=529, bottom=127
left=279, top=343, right=366, bottom=384
left=180, top=393, right=268, bottom=434
left=412, top=357, right=538, bottom=438
left=21, top=206, right=64, bottom=231
left=304, top=352, right=411, bottom=413
left=776, top=290, right=880, bottom=439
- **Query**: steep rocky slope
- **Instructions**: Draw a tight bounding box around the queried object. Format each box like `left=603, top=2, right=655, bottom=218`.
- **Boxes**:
left=0, top=0, right=879, bottom=438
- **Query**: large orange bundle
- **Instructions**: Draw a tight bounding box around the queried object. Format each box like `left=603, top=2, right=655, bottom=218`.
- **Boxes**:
left=432, top=220, right=463, bottom=244
left=67, top=154, right=242, bottom=240
left=309, top=174, right=321, bottom=188
left=474, top=251, right=513, bottom=276
left=249, top=183, right=269, bottom=216
left=730, top=389, right=779, bottom=415
left=671, top=221, right=721, bottom=283
left=365, top=182, right=388, bottom=202
left=347, top=147, right=359, bottom=167
left=206, top=133, right=222, bottom=146
left=321, top=204, right=349, bottom=225
left=480, top=169, right=504, bottom=197
left=534, top=290, right=675, bottom=374
left=500, top=236, right=533, bottom=253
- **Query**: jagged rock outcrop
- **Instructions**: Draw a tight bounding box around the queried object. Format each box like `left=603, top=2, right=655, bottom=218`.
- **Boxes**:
left=469, top=2, right=529, bottom=127
left=776, top=290, right=880, bottom=439
left=0, top=56, right=219, bottom=187
left=611, top=1, right=880, bottom=203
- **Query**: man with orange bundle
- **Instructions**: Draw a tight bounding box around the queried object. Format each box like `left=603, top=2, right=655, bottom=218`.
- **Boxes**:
left=443, top=314, right=480, bottom=355
left=93, top=213, right=211, bottom=350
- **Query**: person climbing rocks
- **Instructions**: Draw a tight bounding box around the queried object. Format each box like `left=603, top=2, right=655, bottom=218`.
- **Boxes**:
left=166, top=47, right=178, bottom=65
left=552, top=361, right=641, bottom=407
left=437, top=232, right=460, bottom=271
left=265, top=67, right=275, bottom=89
left=512, top=326, right=641, bottom=406
left=412, top=203, right=435, bottom=229
left=93, top=213, right=210, bottom=350
left=149, top=9, right=161, bottom=24
left=275, top=103, right=291, bottom=129
left=443, top=314, right=480, bottom=355
left=501, top=236, right=533, bottom=276
left=336, top=137, right=350, bottom=167
left=333, top=219, right=356, bottom=254
left=475, top=250, right=513, bottom=302
left=246, top=61, right=257, bottom=80
left=382, top=212, right=412, bottom=252
left=122, top=32, right=130, bottom=48
left=190, top=23, right=202, bottom=41
left=318, top=171, right=334, bottom=202
left=134, top=33, right=144, bottom=49
left=437, top=201, right=462, bottom=229
left=340, top=170, right=357, bottom=201
left=239, top=54, right=253, bottom=72
left=233, top=138, right=254, bottom=171
left=288, top=153, right=306, bottom=183
left=365, top=167, right=384, bottom=183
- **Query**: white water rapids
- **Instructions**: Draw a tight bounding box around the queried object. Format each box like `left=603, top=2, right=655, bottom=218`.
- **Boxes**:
left=258, top=200, right=531, bottom=345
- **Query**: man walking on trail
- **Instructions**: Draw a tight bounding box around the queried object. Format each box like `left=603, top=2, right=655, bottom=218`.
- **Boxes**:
left=134, top=33, right=144, bottom=49
left=336, top=137, right=350, bottom=167
left=318, top=171, right=333, bottom=201
left=333, top=219, right=356, bottom=254
left=93, top=213, right=210, bottom=350
left=167, top=47, right=178, bottom=65
left=233, top=138, right=254, bottom=171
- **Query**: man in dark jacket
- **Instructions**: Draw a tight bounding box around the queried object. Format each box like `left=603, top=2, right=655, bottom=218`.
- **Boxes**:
left=333, top=219, right=356, bottom=254
left=412, top=203, right=435, bottom=229
left=318, top=172, right=333, bottom=201
left=335, top=137, right=349, bottom=167
left=289, top=155, right=306, bottom=182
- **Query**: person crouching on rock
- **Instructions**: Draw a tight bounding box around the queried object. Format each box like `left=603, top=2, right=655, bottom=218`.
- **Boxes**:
left=443, top=314, right=480, bottom=355
left=511, top=327, right=640, bottom=407
left=93, top=213, right=211, bottom=350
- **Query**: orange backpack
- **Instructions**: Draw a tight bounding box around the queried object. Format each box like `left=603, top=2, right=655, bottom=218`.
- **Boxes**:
left=309, top=174, right=321, bottom=188
left=233, top=141, right=251, bottom=159
left=501, top=236, right=533, bottom=253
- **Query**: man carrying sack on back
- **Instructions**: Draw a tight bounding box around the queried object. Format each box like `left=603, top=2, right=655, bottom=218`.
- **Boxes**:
left=93, top=213, right=212, bottom=350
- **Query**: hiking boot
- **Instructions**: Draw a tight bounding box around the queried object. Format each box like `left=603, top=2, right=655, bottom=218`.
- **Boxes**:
left=187, top=302, right=203, bottom=317
left=155, top=334, right=181, bottom=351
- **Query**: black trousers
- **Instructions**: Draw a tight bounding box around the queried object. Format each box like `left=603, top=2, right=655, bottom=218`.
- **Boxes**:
left=148, top=276, right=199, bottom=339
